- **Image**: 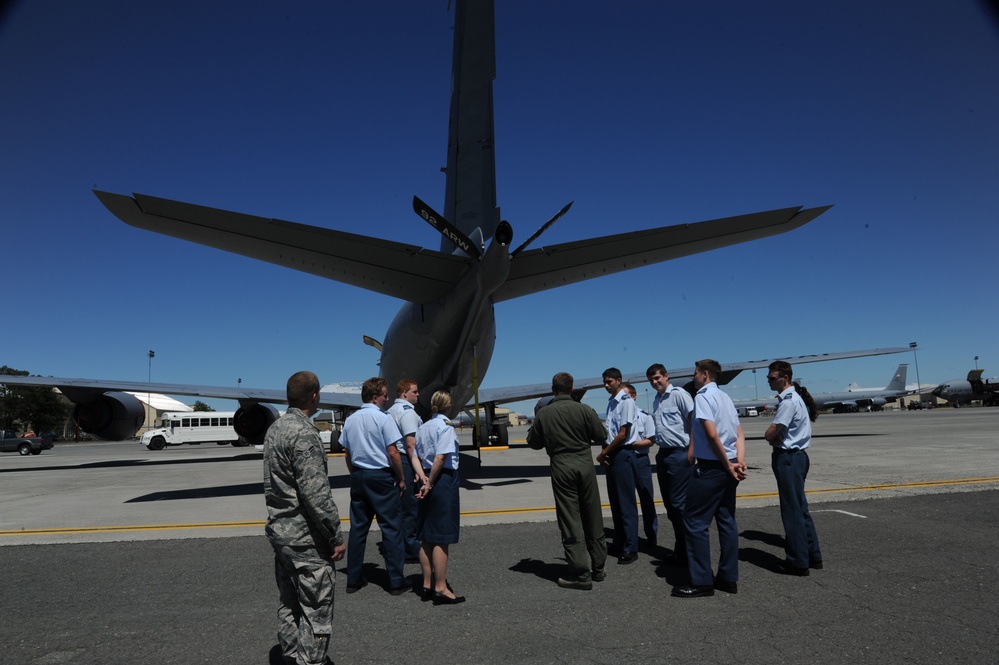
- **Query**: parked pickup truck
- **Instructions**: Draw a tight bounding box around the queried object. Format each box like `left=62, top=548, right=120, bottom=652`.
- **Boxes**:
left=0, top=429, right=55, bottom=455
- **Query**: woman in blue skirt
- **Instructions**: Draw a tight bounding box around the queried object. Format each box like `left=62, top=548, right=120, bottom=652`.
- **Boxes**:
left=415, top=390, right=465, bottom=605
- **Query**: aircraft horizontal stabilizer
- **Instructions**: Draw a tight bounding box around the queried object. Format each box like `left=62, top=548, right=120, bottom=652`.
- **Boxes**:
left=494, top=205, right=832, bottom=302
left=94, top=191, right=472, bottom=303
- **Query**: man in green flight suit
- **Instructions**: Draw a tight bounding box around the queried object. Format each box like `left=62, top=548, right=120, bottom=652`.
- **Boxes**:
left=527, top=372, right=609, bottom=590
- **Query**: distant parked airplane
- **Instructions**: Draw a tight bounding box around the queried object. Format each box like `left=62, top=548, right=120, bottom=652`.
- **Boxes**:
left=735, top=364, right=912, bottom=413
left=931, top=369, right=999, bottom=407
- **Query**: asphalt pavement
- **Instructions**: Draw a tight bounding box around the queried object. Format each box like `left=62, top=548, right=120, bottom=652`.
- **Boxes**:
left=2, top=409, right=998, bottom=664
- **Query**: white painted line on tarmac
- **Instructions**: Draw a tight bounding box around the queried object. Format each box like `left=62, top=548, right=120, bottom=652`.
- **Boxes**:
left=813, top=509, right=867, bottom=518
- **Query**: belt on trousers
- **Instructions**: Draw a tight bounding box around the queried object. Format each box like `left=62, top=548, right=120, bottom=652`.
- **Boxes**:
left=694, top=457, right=737, bottom=469
left=772, top=447, right=804, bottom=455
left=612, top=447, right=647, bottom=456
left=423, top=467, right=456, bottom=475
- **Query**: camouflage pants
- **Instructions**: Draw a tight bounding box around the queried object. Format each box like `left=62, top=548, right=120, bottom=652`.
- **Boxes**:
left=272, top=543, right=336, bottom=665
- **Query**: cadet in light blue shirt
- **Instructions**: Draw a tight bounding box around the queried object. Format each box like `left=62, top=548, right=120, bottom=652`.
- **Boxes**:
left=596, top=368, right=644, bottom=564
left=646, top=363, right=694, bottom=564
left=673, top=359, right=746, bottom=598
left=625, top=383, right=659, bottom=551
left=414, top=390, right=465, bottom=605
left=387, top=380, right=428, bottom=561
left=765, top=361, right=823, bottom=575
left=340, top=377, right=408, bottom=594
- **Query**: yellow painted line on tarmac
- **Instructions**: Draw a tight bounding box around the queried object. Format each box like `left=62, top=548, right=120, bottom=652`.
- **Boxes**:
left=1, top=521, right=267, bottom=537
left=4, top=476, right=998, bottom=538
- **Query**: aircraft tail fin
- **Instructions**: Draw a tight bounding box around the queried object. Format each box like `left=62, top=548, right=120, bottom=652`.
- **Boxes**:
left=886, top=364, right=908, bottom=392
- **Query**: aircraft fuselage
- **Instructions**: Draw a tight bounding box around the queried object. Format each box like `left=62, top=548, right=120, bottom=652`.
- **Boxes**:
left=379, top=225, right=511, bottom=416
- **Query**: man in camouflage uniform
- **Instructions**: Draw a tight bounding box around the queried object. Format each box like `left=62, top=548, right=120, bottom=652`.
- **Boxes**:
left=264, top=371, right=346, bottom=665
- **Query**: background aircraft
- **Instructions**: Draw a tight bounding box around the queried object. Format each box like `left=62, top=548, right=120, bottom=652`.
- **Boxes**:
left=734, top=364, right=912, bottom=413
left=931, top=369, right=999, bottom=407
left=2, top=1, right=905, bottom=445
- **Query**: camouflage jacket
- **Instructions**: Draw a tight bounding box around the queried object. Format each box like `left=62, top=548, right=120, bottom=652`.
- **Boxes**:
left=263, top=407, right=343, bottom=552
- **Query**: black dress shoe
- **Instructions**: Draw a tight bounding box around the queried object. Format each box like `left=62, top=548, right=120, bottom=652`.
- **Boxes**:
left=389, top=584, right=410, bottom=596
left=776, top=562, right=810, bottom=576
left=617, top=552, right=638, bottom=565
left=345, top=580, right=367, bottom=594
left=433, top=591, right=466, bottom=605
left=671, top=585, right=714, bottom=598
left=810, top=560, right=824, bottom=570
left=418, top=587, right=434, bottom=602
left=714, top=579, right=738, bottom=594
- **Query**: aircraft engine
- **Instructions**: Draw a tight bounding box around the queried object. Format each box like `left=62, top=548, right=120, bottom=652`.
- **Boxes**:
left=234, top=402, right=280, bottom=445
left=73, top=391, right=145, bottom=440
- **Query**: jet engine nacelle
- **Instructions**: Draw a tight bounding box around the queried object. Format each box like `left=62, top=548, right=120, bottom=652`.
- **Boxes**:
left=234, top=402, right=281, bottom=445
left=73, top=391, right=146, bottom=440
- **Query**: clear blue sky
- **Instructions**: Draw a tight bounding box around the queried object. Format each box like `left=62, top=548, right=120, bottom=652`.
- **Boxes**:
left=2, top=1, right=997, bottom=415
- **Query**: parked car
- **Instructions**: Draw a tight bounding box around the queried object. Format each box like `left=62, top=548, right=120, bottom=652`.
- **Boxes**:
left=0, top=429, right=55, bottom=455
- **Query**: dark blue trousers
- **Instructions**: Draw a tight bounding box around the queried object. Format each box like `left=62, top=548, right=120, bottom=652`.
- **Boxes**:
left=684, top=459, right=739, bottom=587
left=399, top=455, right=421, bottom=559
left=605, top=447, right=644, bottom=554
left=635, top=450, right=659, bottom=542
left=347, top=467, right=405, bottom=589
left=655, top=446, right=692, bottom=557
left=771, top=449, right=822, bottom=568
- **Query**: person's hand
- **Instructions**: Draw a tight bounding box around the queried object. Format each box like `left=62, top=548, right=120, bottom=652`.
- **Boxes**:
left=597, top=451, right=610, bottom=467
left=330, top=543, right=346, bottom=562
left=417, top=483, right=432, bottom=499
left=398, top=480, right=407, bottom=496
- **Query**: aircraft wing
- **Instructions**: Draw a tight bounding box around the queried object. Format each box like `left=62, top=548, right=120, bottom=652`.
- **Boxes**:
left=0, top=375, right=363, bottom=410
left=475, top=346, right=910, bottom=406
left=493, top=205, right=831, bottom=302
left=732, top=396, right=779, bottom=410
left=94, top=191, right=471, bottom=304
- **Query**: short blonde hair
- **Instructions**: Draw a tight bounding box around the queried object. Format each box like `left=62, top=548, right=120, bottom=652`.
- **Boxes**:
left=430, top=390, right=452, bottom=414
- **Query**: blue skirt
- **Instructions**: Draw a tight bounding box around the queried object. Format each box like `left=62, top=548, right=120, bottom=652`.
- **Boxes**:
left=417, top=469, right=460, bottom=544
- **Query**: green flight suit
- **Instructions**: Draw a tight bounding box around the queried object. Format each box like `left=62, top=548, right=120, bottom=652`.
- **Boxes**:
left=527, top=394, right=609, bottom=579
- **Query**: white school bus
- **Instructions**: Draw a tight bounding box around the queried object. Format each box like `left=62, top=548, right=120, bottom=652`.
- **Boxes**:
left=140, top=412, right=246, bottom=450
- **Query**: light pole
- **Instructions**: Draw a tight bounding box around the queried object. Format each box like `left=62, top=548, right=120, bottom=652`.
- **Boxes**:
left=975, top=355, right=979, bottom=370
left=147, top=350, right=155, bottom=432
left=237, top=377, right=242, bottom=390
left=908, top=342, right=920, bottom=392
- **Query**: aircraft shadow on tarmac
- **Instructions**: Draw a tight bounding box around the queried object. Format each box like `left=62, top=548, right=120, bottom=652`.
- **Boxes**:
left=0, top=453, right=264, bottom=475
left=124, top=455, right=547, bottom=502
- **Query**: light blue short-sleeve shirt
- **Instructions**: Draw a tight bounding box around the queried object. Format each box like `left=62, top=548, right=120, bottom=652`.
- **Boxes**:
left=605, top=390, right=641, bottom=447
left=692, top=382, right=740, bottom=461
left=639, top=410, right=655, bottom=442
left=773, top=386, right=811, bottom=450
left=388, top=399, right=423, bottom=452
left=415, top=413, right=459, bottom=470
left=652, top=384, right=693, bottom=449
left=340, top=403, right=403, bottom=469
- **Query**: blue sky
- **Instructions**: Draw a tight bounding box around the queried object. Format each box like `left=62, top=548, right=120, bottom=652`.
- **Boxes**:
left=2, top=1, right=997, bottom=416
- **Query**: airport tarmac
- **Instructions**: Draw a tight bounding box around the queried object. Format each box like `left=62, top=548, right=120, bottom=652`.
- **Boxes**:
left=2, top=409, right=998, bottom=664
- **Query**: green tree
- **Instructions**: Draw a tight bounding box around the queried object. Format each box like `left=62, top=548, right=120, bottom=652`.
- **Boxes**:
left=191, top=400, right=215, bottom=412
left=0, top=366, right=70, bottom=433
